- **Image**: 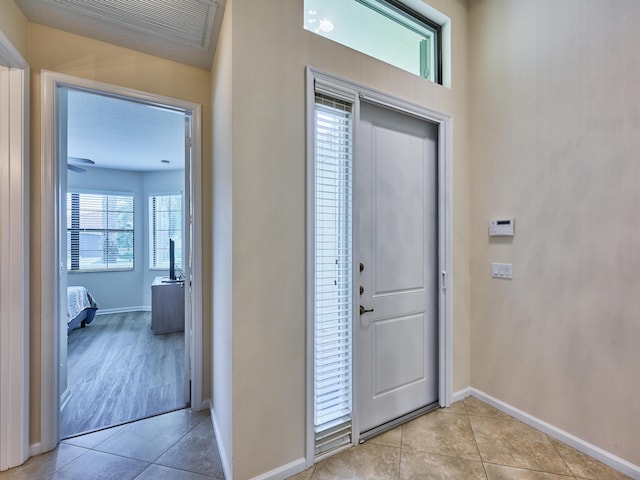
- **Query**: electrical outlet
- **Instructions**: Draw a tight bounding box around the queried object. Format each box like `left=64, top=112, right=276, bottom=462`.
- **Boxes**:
left=492, top=263, right=513, bottom=279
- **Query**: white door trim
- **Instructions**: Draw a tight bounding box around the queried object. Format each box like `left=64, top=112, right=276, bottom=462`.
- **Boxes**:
left=305, top=66, right=453, bottom=468
left=39, top=70, right=204, bottom=453
left=0, top=34, right=29, bottom=471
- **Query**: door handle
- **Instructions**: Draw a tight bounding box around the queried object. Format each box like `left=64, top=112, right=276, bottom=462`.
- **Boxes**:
left=360, top=305, right=374, bottom=315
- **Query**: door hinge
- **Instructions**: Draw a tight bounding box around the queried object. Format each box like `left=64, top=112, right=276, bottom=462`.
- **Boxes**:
left=441, top=271, right=447, bottom=291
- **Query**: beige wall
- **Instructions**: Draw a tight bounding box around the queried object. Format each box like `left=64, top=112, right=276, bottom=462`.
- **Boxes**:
left=26, top=23, right=213, bottom=443
left=219, top=0, right=470, bottom=477
left=0, top=0, right=28, bottom=59
left=469, top=0, right=640, bottom=466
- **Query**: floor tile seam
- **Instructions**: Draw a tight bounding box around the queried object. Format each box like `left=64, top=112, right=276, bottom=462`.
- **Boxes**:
left=465, top=411, right=486, bottom=464
left=481, top=460, right=577, bottom=478
left=93, top=417, right=206, bottom=464
left=545, top=433, right=580, bottom=479
left=152, top=455, right=219, bottom=476
left=81, top=445, right=154, bottom=466
left=399, top=445, right=483, bottom=464
left=437, top=410, right=468, bottom=418
left=48, top=443, right=94, bottom=474
left=139, top=462, right=221, bottom=479
left=466, top=412, right=514, bottom=420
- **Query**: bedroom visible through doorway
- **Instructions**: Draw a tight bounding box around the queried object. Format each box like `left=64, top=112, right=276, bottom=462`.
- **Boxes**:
left=58, top=87, right=192, bottom=438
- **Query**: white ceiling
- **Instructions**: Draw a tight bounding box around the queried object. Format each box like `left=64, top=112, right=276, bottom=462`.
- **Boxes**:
left=15, top=0, right=225, bottom=69
left=66, top=88, right=186, bottom=172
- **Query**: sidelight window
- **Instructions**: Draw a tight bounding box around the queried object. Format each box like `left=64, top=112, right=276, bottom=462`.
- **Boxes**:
left=313, top=91, right=354, bottom=456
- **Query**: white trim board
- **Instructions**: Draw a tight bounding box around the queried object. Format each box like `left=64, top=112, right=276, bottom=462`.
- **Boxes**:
left=464, top=388, right=640, bottom=480
left=0, top=56, right=30, bottom=470
left=249, top=458, right=307, bottom=480
left=95, top=306, right=151, bottom=315
left=210, top=405, right=233, bottom=480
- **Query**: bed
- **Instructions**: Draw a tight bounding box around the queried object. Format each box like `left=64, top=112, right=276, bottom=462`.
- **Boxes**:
left=67, top=286, right=99, bottom=333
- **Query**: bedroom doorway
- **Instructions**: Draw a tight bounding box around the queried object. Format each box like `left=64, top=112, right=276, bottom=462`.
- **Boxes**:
left=59, top=86, right=191, bottom=438
left=39, top=72, right=204, bottom=445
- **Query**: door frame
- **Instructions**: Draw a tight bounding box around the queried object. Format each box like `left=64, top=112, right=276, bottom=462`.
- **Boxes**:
left=305, top=66, right=453, bottom=467
left=0, top=31, right=30, bottom=471
left=39, top=70, right=204, bottom=452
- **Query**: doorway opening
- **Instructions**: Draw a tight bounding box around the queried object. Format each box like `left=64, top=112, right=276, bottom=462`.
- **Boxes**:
left=306, top=67, right=452, bottom=465
left=40, top=71, right=204, bottom=450
left=59, top=87, right=191, bottom=438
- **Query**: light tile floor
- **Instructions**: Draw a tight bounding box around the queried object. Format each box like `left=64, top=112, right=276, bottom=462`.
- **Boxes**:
left=1, top=398, right=632, bottom=480
left=290, top=397, right=633, bottom=480
left=0, top=409, right=224, bottom=480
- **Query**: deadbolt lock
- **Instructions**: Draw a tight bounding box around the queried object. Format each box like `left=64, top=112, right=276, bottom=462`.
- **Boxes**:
left=359, top=286, right=364, bottom=295
left=359, top=262, right=364, bottom=273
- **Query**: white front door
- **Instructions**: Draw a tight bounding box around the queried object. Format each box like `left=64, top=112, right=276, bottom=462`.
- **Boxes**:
left=356, top=101, right=439, bottom=434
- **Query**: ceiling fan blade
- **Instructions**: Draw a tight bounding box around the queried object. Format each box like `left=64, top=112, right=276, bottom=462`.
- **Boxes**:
left=67, top=157, right=95, bottom=165
left=67, top=164, right=86, bottom=173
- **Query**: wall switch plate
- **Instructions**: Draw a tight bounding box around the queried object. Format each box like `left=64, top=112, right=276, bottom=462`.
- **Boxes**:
left=492, top=263, right=513, bottom=279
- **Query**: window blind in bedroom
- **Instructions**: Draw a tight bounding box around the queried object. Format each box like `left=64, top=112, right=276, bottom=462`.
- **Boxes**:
left=313, top=92, right=354, bottom=456
left=149, top=194, right=182, bottom=269
left=67, top=192, right=134, bottom=272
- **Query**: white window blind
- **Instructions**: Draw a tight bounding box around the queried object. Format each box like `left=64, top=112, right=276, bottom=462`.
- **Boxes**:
left=313, top=92, right=354, bottom=456
left=149, top=194, right=182, bottom=269
left=67, top=192, right=134, bottom=271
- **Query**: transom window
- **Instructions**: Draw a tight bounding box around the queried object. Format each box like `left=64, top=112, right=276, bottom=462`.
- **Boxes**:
left=67, top=192, right=134, bottom=272
left=304, top=0, right=441, bottom=84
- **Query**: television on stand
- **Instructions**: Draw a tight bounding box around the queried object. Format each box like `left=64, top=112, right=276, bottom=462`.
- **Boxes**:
left=169, top=238, right=176, bottom=281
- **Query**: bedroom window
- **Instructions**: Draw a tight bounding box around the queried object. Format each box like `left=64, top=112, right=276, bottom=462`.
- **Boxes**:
left=149, top=194, right=182, bottom=270
left=67, top=192, right=135, bottom=272
left=313, top=91, right=354, bottom=456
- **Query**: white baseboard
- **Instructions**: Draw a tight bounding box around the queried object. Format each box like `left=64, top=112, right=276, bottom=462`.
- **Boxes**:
left=452, top=387, right=471, bottom=403
left=469, top=388, right=640, bottom=480
left=29, top=443, right=41, bottom=457
left=95, top=306, right=150, bottom=315
left=192, top=397, right=210, bottom=412
left=211, top=406, right=233, bottom=480
left=249, top=458, right=307, bottom=480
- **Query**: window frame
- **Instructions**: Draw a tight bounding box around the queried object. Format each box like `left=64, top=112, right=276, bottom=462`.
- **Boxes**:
left=382, top=0, right=443, bottom=84
left=66, top=190, right=135, bottom=273
left=304, top=0, right=443, bottom=84
left=148, top=192, right=183, bottom=271
left=312, top=92, right=355, bottom=457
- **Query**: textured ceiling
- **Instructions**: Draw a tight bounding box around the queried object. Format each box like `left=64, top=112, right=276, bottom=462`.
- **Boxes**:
left=15, top=0, right=225, bottom=69
left=66, top=88, right=186, bottom=173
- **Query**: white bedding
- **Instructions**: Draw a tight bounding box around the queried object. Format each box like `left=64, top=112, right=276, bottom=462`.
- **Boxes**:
left=67, top=286, right=97, bottom=321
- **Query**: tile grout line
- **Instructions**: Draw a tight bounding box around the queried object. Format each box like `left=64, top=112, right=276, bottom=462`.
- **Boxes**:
left=397, top=423, right=404, bottom=480
left=481, top=460, right=578, bottom=478
left=545, top=433, right=579, bottom=479
left=66, top=412, right=207, bottom=471
left=146, top=416, right=209, bottom=465
left=463, top=399, right=490, bottom=479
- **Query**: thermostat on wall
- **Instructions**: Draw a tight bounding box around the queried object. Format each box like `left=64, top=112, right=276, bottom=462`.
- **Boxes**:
left=489, top=218, right=515, bottom=236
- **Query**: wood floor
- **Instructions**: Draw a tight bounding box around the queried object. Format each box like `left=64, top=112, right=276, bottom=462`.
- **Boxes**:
left=61, top=311, right=186, bottom=438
